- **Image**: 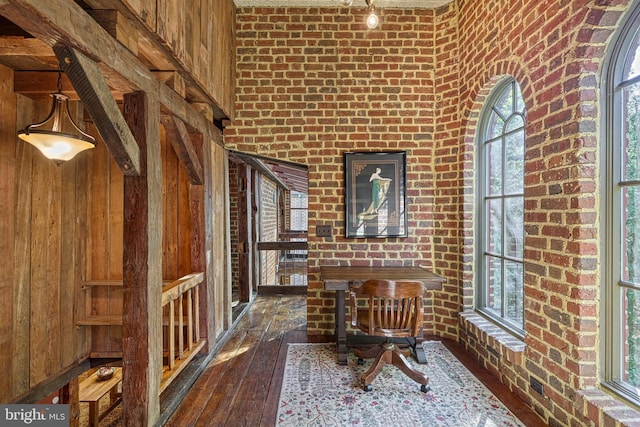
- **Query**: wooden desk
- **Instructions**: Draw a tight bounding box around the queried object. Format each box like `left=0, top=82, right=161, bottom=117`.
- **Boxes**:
left=79, top=367, right=122, bottom=427
left=320, top=266, right=445, bottom=365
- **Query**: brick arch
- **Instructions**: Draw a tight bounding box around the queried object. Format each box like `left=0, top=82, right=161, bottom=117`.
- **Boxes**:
left=458, top=62, right=532, bottom=313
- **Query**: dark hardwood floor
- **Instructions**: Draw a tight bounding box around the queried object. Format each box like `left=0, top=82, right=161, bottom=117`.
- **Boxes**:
left=164, top=294, right=547, bottom=427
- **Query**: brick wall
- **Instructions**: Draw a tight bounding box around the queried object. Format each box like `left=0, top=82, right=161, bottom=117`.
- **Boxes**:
left=226, top=6, right=445, bottom=336
left=225, top=1, right=639, bottom=425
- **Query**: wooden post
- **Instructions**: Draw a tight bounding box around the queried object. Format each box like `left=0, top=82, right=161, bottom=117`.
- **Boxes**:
left=122, top=91, right=162, bottom=427
left=63, top=378, right=79, bottom=427
left=251, top=169, right=259, bottom=291
left=237, top=165, right=252, bottom=302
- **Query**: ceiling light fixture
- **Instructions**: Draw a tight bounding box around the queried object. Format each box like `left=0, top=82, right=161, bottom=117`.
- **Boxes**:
left=18, top=71, right=95, bottom=165
left=340, top=0, right=353, bottom=6
left=365, top=0, right=379, bottom=29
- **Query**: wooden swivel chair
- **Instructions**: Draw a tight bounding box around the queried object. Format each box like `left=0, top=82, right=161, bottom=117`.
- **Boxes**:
left=349, top=279, right=430, bottom=393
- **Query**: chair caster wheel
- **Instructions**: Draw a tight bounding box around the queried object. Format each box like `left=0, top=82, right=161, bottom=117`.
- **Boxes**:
left=421, top=384, right=430, bottom=393
left=357, top=358, right=364, bottom=365
left=363, top=384, right=373, bottom=392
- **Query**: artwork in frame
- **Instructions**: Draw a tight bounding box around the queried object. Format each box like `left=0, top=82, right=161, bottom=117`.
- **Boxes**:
left=344, top=151, right=408, bottom=238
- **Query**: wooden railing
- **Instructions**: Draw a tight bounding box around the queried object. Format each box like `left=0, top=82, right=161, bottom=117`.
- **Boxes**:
left=160, top=272, right=206, bottom=392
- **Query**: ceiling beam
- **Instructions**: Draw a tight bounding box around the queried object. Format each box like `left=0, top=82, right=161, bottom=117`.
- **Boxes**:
left=54, top=44, right=140, bottom=175
left=0, top=37, right=51, bottom=56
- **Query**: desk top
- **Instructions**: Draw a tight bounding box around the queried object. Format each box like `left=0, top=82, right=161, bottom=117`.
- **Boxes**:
left=320, top=265, right=445, bottom=291
left=79, top=367, right=122, bottom=402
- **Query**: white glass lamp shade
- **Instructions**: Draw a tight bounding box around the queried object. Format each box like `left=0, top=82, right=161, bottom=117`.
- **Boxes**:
left=18, top=131, right=95, bottom=164
left=340, top=0, right=353, bottom=6
left=366, top=9, right=379, bottom=29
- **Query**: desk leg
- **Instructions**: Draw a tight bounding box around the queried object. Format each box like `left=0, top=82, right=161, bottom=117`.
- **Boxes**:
left=414, top=328, right=427, bottom=364
left=335, top=289, right=348, bottom=365
left=88, top=402, right=99, bottom=427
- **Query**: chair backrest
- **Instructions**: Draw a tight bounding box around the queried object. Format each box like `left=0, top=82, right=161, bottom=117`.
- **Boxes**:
left=351, top=279, right=424, bottom=338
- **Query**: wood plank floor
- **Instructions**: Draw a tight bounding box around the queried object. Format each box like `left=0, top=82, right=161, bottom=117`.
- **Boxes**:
left=164, top=294, right=547, bottom=427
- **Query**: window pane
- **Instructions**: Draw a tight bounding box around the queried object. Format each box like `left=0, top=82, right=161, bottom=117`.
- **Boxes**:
left=624, top=32, right=640, bottom=80
left=487, top=199, right=502, bottom=255
left=505, top=260, right=524, bottom=325
left=624, top=287, right=640, bottom=386
left=486, top=256, right=502, bottom=313
left=623, top=186, right=640, bottom=284
left=487, top=139, right=503, bottom=195
left=505, top=114, right=524, bottom=133
left=290, top=191, right=308, bottom=208
left=623, top=82, right=640, bottom=182
left=505, top=130, right=525, bottom=194
left=487, top=112, right=505, bottom=140
left=505, top=196, right=524, bottom=260
left=494, top=84, right=514, bottom=118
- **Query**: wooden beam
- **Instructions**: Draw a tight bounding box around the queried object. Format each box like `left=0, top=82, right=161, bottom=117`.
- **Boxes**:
left=0, top=37, right=52, bottom=56
left=122, top=91, right=162, bottom=427
left=53, top=44, right=140, bottom=175
left=160, top=115, right=204, bottom=185
left=14, top=71, right=126, bottom=101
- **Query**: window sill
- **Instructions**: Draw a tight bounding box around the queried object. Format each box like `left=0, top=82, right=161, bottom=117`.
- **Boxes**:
left=576, top=389, right=640, bottom=425
left=459, top=311, right=525, bottom=366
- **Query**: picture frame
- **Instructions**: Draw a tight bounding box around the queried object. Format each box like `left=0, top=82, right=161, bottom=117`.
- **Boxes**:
left=344, top=151, right=408, bottom=238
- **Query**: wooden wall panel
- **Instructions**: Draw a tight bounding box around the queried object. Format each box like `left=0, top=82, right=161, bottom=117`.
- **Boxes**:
left=153, top=0, right=236, bottom=118
left=161, top=124, right=194, bottom=281
left=0, top=65, right=16, bottom=402
left=163, top=126, right=179, bottom=280
left=4, top=89, right=91, bottom=400
left=121, top=0, right=157, bottom=33
left=157, top=0, right=185, bottom=66
left=13, top=94, right=34, bottom=398
left=87, top=129, right=120, bottom=355
left=178, top=165, right=192, bottom=277
left=211, top=0, right=235, bottom=118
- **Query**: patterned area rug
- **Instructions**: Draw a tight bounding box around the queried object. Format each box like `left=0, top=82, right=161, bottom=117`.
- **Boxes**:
left=276, top=341, right=525, bottom=426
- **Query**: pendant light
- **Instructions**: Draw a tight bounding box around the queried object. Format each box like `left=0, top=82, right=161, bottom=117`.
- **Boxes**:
left=18, top=71, right=95, bottom=165
left=365, top=0, right=379, bottom=29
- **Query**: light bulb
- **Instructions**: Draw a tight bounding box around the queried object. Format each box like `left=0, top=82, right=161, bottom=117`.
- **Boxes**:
left=340, top=0, right=353, bottom=6
left=366, top=9, right=379, bottom=29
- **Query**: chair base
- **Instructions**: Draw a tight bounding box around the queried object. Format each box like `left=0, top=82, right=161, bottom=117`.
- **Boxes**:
left=354, top=342, right=430, bottom=393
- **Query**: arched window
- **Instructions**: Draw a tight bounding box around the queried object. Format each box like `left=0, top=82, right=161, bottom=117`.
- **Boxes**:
left=477, top=78, right=526, bottom=335
left=604, top=1, right=640, bottom=403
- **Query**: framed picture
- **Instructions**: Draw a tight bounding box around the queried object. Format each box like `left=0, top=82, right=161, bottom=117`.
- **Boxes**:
left=344, top=151, right=408, bottom=238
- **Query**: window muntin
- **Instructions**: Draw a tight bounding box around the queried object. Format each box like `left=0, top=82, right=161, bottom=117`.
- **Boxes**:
left=478, top=79, right=526, bottom=334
